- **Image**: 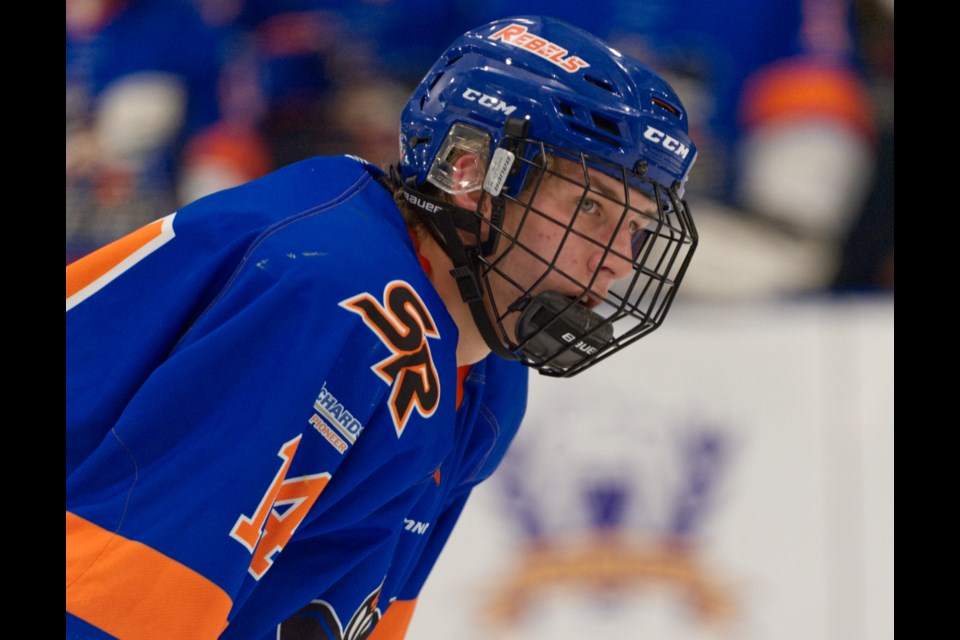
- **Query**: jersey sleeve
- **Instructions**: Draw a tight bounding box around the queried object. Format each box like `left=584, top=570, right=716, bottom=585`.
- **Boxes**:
left=66, top=203, right=423, bottom=639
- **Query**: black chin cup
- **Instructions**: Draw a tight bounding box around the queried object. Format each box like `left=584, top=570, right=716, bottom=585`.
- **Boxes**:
left=514, top=291, right=613, bottom=373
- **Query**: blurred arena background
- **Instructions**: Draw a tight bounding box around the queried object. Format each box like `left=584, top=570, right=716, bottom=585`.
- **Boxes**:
left=66, top=1, right=893, bottom=637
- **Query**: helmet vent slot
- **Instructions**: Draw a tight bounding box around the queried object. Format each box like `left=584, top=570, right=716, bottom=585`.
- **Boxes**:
left=583, top=75, right=617, bottom=94
left=590, top=113, right=620, bottom=137
left=558, top=102, right=576, bottom=117
left=568, top=122, right=621, bottom=148
left=652, top=97, right=680, bottom=117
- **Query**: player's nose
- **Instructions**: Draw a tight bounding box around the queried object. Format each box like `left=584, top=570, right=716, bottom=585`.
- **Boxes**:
left=606, top=220, right=638, bottom=278
left=587, top=231, right=633, bottom=299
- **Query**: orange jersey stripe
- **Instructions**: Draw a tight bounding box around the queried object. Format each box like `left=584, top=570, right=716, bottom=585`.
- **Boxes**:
left=369, top=599, right=417, bottom=640
left=67, top=213, right=176, bottom=311
left=66, top=511, right=232, bottom=640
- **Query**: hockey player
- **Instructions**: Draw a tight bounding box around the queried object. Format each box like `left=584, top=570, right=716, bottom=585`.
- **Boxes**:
left=66, top=16, right=697, bottom=639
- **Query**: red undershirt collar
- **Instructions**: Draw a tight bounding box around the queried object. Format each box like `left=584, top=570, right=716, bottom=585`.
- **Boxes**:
left=408, top=229, right=471, bottom=410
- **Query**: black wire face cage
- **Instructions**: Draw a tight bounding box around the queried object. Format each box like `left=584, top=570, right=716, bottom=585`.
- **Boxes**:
left=476, top=139, right=698, bottom=377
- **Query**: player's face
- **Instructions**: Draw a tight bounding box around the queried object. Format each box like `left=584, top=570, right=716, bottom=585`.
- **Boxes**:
left=486, top=157, right=656, bottom=342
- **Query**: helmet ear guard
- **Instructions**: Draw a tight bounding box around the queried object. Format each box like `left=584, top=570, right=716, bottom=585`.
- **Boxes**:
left=425, top=123, right=491, bottom=196
left=406, top=118, right=532, bottom=259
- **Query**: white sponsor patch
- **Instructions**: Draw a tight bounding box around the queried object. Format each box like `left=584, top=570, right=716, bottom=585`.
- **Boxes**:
left=483, top=147, right=516, bottom=196
left=313, top=381, right=364, bottom=444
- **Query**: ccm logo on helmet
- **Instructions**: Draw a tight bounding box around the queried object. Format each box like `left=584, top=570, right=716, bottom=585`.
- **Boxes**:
left=643, top=126, right=691, bottom=159
left=463, top=88, right=517, bottom=115
left=489, top=24, right=590, bottom=73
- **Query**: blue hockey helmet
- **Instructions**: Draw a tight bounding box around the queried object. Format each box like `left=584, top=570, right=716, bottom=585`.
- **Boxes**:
left=395, top=16, right=699, bottom=377
left=400, top=16, right=696, bottom=196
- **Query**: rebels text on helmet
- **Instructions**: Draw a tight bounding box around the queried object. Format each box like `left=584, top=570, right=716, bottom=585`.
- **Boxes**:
left=489, top=24, right=590, bottom=73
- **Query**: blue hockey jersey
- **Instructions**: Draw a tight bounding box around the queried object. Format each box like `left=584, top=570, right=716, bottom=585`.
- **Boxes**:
left=66, top=155, right=529, bottom=639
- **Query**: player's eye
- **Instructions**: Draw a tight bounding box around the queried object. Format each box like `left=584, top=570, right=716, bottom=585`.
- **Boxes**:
left=580, top=197, right=600, bottom=215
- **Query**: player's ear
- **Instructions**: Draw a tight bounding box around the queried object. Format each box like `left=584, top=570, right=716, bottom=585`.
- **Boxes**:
left=449, top=153, right=490, bottom=217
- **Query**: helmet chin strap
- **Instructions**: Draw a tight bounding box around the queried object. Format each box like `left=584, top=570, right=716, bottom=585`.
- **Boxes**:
left=390, top=167, right=518, bottom=362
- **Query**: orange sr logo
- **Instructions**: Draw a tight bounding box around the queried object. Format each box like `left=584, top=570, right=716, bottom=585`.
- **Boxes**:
left=340, top=281, right=441, bottom=437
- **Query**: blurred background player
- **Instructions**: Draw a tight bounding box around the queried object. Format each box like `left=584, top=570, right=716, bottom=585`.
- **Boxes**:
left=67, top=0, right=892, bottom=296
left=66, top=0, right=270, bottom=261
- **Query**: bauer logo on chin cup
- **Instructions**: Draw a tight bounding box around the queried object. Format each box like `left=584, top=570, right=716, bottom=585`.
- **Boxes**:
left=515, top=291, right=613, bottom=372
